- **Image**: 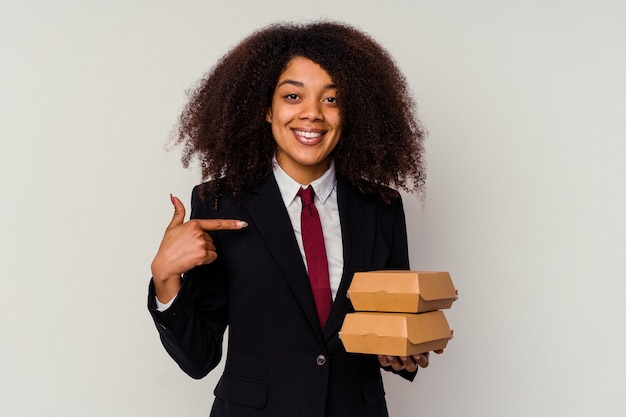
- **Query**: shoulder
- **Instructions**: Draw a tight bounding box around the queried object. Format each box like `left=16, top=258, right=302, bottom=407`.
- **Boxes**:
left=190, top=180, right=238, bottom=219
left=190, top=181, right=217, bottom=215
left=338, top=176, right=403, bottom=207
left=190, top=175, right=275, bottom=218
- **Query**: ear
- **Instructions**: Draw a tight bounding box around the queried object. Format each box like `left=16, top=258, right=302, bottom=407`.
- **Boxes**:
left=265, top=108, right=273, bottom=123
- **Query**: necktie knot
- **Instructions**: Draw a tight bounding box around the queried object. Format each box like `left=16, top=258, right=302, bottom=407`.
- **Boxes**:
left=298, top=186, right=315, bottom=206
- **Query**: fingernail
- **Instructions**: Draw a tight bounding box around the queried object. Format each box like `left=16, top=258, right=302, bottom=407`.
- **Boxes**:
left=236, top=221, right=248, bottom=228
left=170, top=193, right=176, bottom=206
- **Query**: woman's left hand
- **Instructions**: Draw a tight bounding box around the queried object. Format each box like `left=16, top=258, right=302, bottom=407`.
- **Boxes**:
left=378, top=349, right=444, bottom=372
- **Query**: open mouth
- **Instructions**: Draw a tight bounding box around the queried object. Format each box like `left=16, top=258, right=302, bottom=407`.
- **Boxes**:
left=293, top=129, right=325, bottom=145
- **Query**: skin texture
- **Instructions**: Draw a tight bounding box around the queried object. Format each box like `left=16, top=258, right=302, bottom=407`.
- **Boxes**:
left=266, top=57, right=342, bottom=184
left=151, top=195, right=247, bottom=303
left=378, top=350, right=444, bottom=372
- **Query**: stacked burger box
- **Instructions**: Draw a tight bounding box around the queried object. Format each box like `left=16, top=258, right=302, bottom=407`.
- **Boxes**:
left=339, top=271, right=457, bottom=356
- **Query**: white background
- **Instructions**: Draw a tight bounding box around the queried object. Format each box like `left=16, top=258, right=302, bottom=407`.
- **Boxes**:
left=1, top=1, right=625, bottom=416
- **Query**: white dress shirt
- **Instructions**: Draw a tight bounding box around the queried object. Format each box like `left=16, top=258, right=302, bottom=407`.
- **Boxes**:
left=156, top=159, right=344, bottom=311
left=272, top=159, right=344, bottom=301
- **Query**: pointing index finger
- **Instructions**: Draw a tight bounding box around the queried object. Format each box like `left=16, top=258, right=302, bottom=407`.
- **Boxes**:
left=195, top=219, right=248, bottom=231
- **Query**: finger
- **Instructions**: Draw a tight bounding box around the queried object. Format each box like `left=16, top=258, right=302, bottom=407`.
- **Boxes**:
left=203, top=235, right=216, bottom=252
left=203, top=230, right=214, bottom=243
left=166, top=194, right=186, bottom=230
left=378, top=355, right=391, bottom=367
left=202, top=248, right=218, bottom=265
left=434, top=349, right=444, bottom=354
left=399, top=356, right=418, bottom=373
left=384, top=356, right=404, bottom=371
left=195, top=218, right=248, bottom=231
left=411, top=352, right=430, bottom=368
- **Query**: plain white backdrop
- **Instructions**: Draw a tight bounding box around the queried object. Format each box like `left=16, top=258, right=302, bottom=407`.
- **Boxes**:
left=1, top=1, right=625, bottom=416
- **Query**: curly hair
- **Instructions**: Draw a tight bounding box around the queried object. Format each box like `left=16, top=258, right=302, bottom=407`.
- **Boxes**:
left=176, top=21, right=426, bottom=204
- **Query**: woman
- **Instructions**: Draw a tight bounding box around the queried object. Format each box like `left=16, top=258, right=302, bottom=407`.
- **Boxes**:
left=149, top=21, right=432, bottom=417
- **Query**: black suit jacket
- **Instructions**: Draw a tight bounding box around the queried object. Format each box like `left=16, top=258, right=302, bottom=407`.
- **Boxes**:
left=148, top=174, right=415, bottom=417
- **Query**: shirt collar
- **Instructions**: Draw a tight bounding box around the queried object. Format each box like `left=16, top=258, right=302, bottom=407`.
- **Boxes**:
left=272, top=157, right=337, bottom=207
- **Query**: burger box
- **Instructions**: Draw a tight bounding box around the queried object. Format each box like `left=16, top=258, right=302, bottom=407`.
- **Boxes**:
left=347, top=271, right=458, bottom=313
left=339, top=311, right=453, bottom=356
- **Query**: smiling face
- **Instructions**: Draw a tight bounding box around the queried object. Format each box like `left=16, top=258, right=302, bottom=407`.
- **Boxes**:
left=266, top=57, right=342, bottom=184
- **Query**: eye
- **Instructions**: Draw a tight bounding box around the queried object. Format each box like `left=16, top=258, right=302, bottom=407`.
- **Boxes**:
left=323, top=96, right=338, bottom=105
left=284, top=93, right=300, bottom=101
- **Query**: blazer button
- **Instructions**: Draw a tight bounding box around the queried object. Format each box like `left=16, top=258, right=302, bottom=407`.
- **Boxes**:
left=316, top=355, right=327, bottom=366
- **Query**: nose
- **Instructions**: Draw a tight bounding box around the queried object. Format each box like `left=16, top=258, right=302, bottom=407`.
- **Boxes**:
left=298, top=99, right=323, bottom=121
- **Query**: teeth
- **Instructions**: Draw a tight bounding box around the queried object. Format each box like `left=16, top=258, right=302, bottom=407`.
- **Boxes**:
left=295, top=130, right=323, bottom=139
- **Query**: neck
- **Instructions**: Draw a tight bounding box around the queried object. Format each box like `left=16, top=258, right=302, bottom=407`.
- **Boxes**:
left=276, top=159, right=329, bottom=185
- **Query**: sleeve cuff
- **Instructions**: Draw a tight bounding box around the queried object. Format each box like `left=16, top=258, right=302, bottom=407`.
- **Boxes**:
left=155, top=295, right=177, bottom=312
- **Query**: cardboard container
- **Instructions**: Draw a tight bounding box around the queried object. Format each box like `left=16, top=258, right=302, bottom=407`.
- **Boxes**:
left=339, top=311, right=453, bottom=356
left=348, top=271, right=457, bottom=313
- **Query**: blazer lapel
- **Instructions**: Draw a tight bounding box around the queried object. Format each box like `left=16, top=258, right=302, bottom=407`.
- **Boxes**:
left=243, top=175, right=323, bottom=336
left=324, top=177, right=377, bottom=338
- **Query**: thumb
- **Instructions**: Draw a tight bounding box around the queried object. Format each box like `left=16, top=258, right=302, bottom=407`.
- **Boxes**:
left=167, top=194, right=186, bottom=229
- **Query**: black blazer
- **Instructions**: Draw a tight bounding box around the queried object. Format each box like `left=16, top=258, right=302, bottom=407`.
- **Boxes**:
left=148, top=174, right=415, bottom=417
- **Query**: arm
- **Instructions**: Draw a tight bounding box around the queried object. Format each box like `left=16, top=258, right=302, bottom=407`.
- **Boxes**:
left=147, top=192, right=246, bottom=378
left=147, top=261, right=228, bottom=379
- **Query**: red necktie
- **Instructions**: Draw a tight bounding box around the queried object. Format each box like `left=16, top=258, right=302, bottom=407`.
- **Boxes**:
left=298, top=186, right=332, bottom=329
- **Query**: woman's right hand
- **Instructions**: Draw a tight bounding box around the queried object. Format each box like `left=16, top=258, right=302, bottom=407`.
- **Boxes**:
left=150, top=194, right=247, bottom=303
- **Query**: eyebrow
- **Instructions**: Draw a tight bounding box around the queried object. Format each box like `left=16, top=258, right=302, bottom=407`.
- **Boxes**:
left=277, top=79, right=337, bottom=90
